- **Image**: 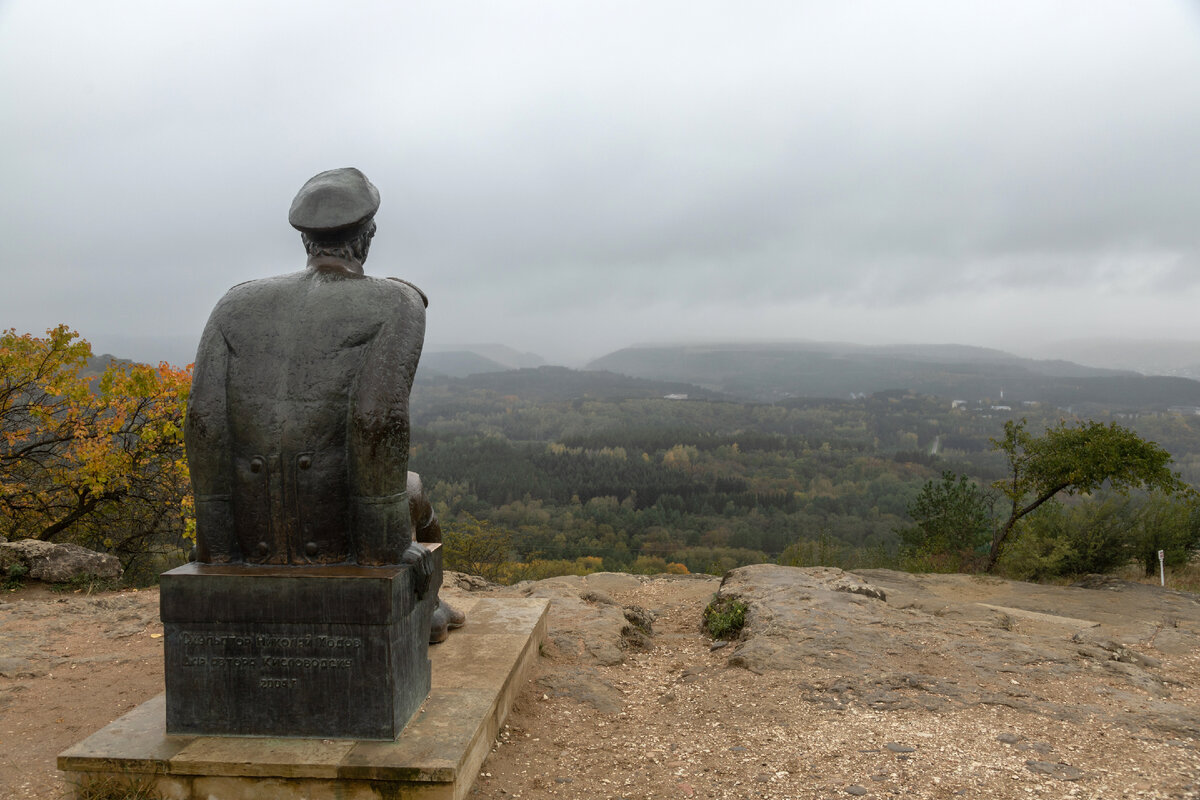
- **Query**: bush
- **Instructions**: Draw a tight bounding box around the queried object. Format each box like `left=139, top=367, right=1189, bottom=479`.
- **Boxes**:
left=702, top=595, right=748, bottom=639
left=779, top=534, right=897, bottom=571
left=2, top=562, right=28, bottom=590
left=442, top=514, right=514, bottom=582
left=998, top=494, right=1200, bottom=581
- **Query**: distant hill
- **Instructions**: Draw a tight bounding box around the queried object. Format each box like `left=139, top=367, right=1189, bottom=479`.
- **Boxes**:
left=419, top=350, right=511, bottom=378
left=445, top=344, right=545, bottom=370
left=82, top=353, right=135, bottom=378
left=413, top=365, right=725, bottom=403
left=421, top=343, right=546, bottom=371
left=586, top=342, right=1200, bottom=409
left=1024, top=338, right=1200, bottom=380
left=418, top=344, right=549, bottom=378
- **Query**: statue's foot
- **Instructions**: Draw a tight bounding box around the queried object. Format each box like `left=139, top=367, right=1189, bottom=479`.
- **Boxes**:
left=429, top=616, right=449, bottom=644
left=429, top=597, right=464, bottom=644
left=444, top=600, right=466, bottom=629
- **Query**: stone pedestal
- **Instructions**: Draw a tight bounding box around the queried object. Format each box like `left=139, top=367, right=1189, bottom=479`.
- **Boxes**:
left=160, top=549, right=439, bottom=740
left=59, top=597, right=548, bottom=800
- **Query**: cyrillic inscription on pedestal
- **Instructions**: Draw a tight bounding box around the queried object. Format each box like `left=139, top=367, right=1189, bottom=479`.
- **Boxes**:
left=161, top=556, right=438, bottom=740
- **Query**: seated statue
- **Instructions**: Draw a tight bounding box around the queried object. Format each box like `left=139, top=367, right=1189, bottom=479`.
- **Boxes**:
left=185, top=167, right=463, bottom=641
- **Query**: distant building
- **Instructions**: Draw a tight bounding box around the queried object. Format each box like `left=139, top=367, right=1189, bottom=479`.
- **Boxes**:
left=951, top=399, right=966, bottom=409
left=1168, top=405, right=1200, bottom=416
left=664, top=393, right=689, bottom=400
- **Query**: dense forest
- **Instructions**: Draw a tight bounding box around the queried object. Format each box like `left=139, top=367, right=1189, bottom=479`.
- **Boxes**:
left=6, top=328, right=1198, bottom=587
left=409, top=366, right=1200, bottom=580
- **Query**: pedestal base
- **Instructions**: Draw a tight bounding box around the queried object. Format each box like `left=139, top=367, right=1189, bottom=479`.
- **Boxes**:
left=59, top=597, right=548, bottom=800
left=160, top=555, right=440, bottom=740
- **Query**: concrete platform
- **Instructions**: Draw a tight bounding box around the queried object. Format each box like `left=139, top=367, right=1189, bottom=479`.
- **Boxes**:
left=59, top=597, right=548, bottom=800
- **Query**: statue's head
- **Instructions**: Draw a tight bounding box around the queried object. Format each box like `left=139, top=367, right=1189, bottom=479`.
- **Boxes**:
left=289, top=167, right=380, bottom=269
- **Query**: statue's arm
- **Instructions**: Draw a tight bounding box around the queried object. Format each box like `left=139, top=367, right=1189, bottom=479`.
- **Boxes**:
left=184, top=315, right=237, bottom=562
left=349, top=286, right=427, bottom=565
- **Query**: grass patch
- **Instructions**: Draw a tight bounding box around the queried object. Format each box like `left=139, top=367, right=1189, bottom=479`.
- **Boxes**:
left=49, top=573, right=125, bottom=595
left=73, top=772, right=162, bottom=800
left=703, top=595, right=748, bottom=640
left=1113, top=560, right=1200, bottom=594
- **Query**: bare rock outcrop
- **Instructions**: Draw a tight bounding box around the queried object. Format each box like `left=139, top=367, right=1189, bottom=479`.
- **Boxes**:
left=714, top=564, right=1200, bottom=735
left=0, top=539, right=122, bottom=583
left=504, top=572, right=660, bottom=665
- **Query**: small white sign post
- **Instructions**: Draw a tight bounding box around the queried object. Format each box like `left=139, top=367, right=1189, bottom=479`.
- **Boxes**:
left=1158, top=549, right=1166, bottom=587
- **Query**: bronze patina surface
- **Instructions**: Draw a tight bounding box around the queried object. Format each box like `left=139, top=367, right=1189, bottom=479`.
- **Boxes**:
left=164, top=168, right=450, bottom=739
left=186, top=167, right=429, bottom=568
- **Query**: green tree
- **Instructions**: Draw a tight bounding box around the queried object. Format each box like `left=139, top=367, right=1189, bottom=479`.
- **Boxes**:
left=898, top=471, right=993, bottom=572
left=442, top=513, right=514, bottom=582
left=987, top=419, right=1188, bottom=571
left=1129, top=493, right=1200, bottom=576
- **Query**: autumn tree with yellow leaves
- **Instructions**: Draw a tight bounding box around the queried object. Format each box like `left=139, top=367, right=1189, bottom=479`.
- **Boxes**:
left=0, top=325, right=193, bottom=574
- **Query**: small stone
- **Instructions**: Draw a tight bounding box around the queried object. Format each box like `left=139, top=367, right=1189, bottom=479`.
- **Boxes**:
left=996, top=733, right=1022, bottom=745
left=729, top=746, right=749, bottom=752
left=846, top=785, right=869, bottom=796
left=554, top=777, right=573, bottom=784
left=885, top=742, right=916, bottom=753
left=710, top=640, right=729, bottom=651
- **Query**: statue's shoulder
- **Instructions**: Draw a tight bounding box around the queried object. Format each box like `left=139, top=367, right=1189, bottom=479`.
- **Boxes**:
left=222, top=271, right=304, bottom=297
left=209, top=272, right=306, bottom=319
left=383, top=277, right=429, bottom=308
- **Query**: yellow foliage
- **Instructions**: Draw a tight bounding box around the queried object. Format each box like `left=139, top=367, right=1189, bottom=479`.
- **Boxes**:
left=0, top=326, right=194, bottom=555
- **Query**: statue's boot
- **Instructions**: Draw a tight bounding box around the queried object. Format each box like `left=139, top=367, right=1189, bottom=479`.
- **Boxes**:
left=429, top=598, right=466, bottom=644
left=444, top=599, right=466, bottom=628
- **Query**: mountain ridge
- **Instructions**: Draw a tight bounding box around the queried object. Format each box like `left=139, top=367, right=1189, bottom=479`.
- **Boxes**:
left=584, top=342, right=1199, bottom=408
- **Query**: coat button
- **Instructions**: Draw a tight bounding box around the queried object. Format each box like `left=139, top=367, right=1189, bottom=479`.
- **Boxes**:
left=298, top=455, right=312, bottom=470
left=305, top=542, right=318, bottom=557
left=256, top=541, right=269, bottom=556
left=250, top=457, right=265, bottom=473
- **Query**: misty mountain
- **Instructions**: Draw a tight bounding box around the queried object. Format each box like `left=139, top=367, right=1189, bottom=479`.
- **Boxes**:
left=413, top=365, right=725, bottom=403
left=419, top=344, right=549, bottom=378
left=586, top=342, right=1200, bottom=409
left=83, top=353, right=134, bottom=378
left=438, top=344, right=546, bottom=370
left=1023, top=339, right=1200, bottom=380
left=418, top=350, right=511, bottom=378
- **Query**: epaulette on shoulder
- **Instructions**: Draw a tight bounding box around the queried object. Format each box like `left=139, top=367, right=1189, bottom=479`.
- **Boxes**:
left=386, top=277, right=429, bottom=308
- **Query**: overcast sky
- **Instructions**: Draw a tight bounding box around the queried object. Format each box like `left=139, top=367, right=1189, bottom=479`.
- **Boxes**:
left=3, top=2, right=1200, bottom=366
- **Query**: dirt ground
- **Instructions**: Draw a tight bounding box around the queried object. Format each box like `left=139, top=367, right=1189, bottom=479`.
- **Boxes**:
left=0, top=585, right=164, bottom=800
left=471, top=574, right=1200, bottom=800
left=2, top=571, right=1198, bottom=800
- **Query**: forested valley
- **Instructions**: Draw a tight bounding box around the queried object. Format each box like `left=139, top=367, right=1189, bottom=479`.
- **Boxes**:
left=5, top=328, right=1200, bottom=589
left=409, top=367, right=1200, bottom=584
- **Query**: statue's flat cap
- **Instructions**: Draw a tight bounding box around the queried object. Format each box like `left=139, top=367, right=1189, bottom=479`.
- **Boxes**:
left=288, top=167, right=380, bottom=235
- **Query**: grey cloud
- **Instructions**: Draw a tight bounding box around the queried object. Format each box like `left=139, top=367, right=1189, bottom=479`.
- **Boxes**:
left=2, top=1, right=1200, bottom=363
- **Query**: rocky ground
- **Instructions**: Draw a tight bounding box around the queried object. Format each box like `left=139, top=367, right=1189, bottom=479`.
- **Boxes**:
left=2, top=566, right=1199, bottom=799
